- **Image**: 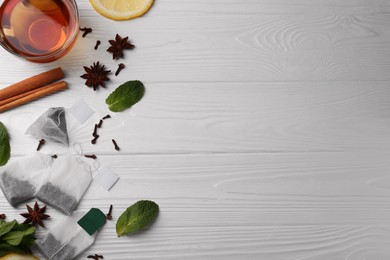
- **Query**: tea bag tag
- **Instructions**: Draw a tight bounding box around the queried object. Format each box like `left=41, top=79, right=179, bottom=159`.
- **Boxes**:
left=68, top=99, right=95, bottom=124
left=77, top=208, right=106, bottom=236
left=94, top=166, right=120, bottom=191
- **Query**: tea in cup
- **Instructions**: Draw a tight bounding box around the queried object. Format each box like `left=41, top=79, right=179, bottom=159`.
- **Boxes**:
left=0, top=0, right=79, bottom=63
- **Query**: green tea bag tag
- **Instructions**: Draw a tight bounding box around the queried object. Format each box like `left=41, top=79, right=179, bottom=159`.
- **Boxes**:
left=77, top=208, right=106, bottom=236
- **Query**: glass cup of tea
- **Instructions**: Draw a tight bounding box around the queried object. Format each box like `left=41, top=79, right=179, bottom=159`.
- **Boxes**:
left=0, top=0, right=79, bottom=63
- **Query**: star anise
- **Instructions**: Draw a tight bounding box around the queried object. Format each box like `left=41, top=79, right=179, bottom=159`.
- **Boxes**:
left=80, top=62, right=111, bottom=91
left=107, top=34, right=135, bottom=60
left=20, top=202, right=50, bottom=228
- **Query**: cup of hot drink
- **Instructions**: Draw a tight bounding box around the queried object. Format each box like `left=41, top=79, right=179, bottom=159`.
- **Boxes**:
left=0, top=0, right=79, bottom=63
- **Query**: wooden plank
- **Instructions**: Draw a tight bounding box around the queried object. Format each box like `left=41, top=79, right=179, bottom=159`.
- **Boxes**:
left=2, top=81, right=390, bottom=155
left=1, top=2, right=390, bottom=82
left=1, top=152, right=389, bottom=258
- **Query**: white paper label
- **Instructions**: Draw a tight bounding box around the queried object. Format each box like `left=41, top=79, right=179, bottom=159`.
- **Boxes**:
left=68, top=99, right=95, bottom=124
left=94, top=166, right=120, bottom=191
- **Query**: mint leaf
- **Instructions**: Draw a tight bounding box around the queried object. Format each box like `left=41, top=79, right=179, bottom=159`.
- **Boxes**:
left=0, top=220, right=17, bottom=237
left=0, top=243, right=27, bottom=257
left=12, top=223, right=34, bottom=232
left=0, top=220, right=36, bottom=256
left=106, top=80, right=145, bottom=112
left=20, top=236, right=36, bottom=247
left=0, top=121, right=10, bottom=166
left=3, top=226, right=35, bottom=246
left=116, top=200, right=159, bottom=237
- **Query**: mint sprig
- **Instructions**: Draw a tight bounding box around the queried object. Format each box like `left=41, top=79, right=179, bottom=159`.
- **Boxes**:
left=0, top=220, right=36, bottom=257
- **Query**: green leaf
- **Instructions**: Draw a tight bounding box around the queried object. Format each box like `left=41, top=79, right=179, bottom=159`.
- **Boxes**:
left=0, top=243, right=28, bottom=257
left=12, top=223, right=33, bottom=232
left=0, top=220, right=17, bottom=237
left=3, top=226, right=35, bottom=246
left=106, top=80, right=145, bottom=112
left=20, top=236, right=36, bottom=247
left=116, top=200, right=159, bottom=237
left=0, top=121, right=10, bottom=166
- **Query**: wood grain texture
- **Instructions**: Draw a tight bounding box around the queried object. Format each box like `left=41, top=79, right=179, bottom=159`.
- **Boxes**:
left=1, top=1, right=390, bottom=82
left=0, top=0, right=389, bottom=259
left=3, top=81, right=390, bottom=156
left=1, top=153, right=390, bottom=259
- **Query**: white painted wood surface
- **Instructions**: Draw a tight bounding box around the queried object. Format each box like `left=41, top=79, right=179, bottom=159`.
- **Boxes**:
left=1, top=0, right=390, bottom=259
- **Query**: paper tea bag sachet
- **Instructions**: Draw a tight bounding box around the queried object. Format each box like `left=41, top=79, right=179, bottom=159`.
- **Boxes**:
left=26, top=107, right=69, bottom=145
left=36, top=155, right=92, bottom=215
left=0, top=152, right=53, bottom=207
left=36, top=208, right=106, bottom=260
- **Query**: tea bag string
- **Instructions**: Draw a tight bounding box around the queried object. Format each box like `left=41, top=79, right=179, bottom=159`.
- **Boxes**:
left=56, top=109, right=65, bottom=127
left=73, top=143, right=100, bottom=174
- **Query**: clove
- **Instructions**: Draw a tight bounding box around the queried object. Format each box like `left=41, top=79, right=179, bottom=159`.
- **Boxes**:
left=115, top=63, right=125, bottom=76
left=102, top=114, right=111, bottom=120
left=91, top=135, right=99, bottom=145
left=36, top=139, right=45, bottom=151
left=84, top=154, right=97, bottom=160
left=106, top=205, right=113, bottom=220
left=97, top=119, right=103, bottom=128
left=0, top=214, right=6, bottom=220
left=80, top=27, right=92, bottom=37
left=112, top=139, right=120, bottom=151
left=93, top=124, right=98, bottom=137
left=87, top=254, right=104, bottom=260
left=94, top=40, right=101, bottom=50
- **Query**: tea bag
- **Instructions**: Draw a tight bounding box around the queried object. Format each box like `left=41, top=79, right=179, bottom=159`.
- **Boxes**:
left=0, top=152, right=53, bottom=207
left=26, top=107, right=69, bottom=145
left=36, top=155, right=92, bottom=215
left=36, top=208, right=106, bottom=260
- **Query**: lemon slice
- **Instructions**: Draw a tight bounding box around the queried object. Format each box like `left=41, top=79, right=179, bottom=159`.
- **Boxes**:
left=89, top=0, right=154, bottom=21
left=0, top=253, right=38, bottom=260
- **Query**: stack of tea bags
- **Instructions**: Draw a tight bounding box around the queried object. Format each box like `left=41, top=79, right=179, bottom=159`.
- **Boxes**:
left=0, top=153, right=92, bottom=215
left=0, top=152, right=53, bottom=206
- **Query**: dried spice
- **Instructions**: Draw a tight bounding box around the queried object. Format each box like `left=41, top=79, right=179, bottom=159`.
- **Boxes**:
left=20, top=201, right=50, bottom=228
left=0, top=214, right=6, bottom=219
left=102, top=114, right=111, bottom=120
left=115, top=63, right=125, bottom=76
left=97, top=119, right=103, bottom=128
left=36, top=139, right=45, bottom=151
left=80, top=27, right=92, bottom=37
left=106, top=205, right=113, bottom=220
left=87, top=254, right=104, bottom=259
left=93, top=124, right=98, bottom=137
left=112, top=139, right=120, bottom=151
left=94, top=40, right=101, bottom=50
left=84, top=154, right=97, bottom=160
left=107, top=34, right=135, bottom=60
left=52, top=154, right=58, bottom=159
left=81, top=62, right=111, bottom=91
left=91, top=135, right=99, bottom=144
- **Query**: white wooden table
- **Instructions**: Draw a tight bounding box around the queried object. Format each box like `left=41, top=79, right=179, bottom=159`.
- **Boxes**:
left=1, top=0, right=390, bottom=259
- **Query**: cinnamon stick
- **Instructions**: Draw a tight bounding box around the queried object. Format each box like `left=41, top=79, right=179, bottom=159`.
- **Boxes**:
left=0, top=67, right=64, bottom=101
left=0, top=87, right=45, bottom=107
left=0, top=81, right=67, bottom=113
